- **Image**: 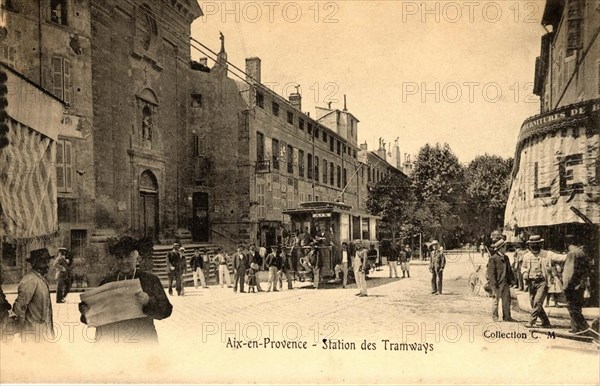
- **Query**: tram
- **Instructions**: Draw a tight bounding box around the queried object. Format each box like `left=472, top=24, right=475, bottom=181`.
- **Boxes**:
left=282, top=201, right=381, bottom=279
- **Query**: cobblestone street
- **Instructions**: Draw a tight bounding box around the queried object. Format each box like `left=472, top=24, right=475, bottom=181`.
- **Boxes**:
left=1, top=254, right=598, bottom=384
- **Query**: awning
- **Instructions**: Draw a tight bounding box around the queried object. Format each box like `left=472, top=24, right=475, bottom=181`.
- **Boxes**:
left=505, top=99, right=600, bottom=228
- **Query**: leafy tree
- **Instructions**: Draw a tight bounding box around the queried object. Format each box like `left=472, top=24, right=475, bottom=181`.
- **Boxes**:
left=411, top=143, right=466, bottom=247
left=463, top=154, right=513, bottom=241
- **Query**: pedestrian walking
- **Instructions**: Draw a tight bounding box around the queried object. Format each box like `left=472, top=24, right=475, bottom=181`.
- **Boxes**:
left=367, top=244, right=378, bottom=272
left=190, top=248, right=208, bottom=289
left=486, top=239, right=516, bottom=322
left=513, top=240, right=527, bottom=291
left=521, top=235, right=567, bottom=328
left=387, top=242, right=399, bottom=278
left=214, top=248, right=232, bottom=288
left=12, top=248, right=55, bottom=342
left=178, top=247, right=188, bottom=295
left=233, top=245, right=248, bottom=293
left=563, top=235, right=591, bottom=334
left=354, top=243, right=368, bottom=297
left=79, top=236, right=172, bottom=344
left=401, top=245, right=412, bottom=278
left=265, top=246, right=282, bottom=292
left=246, top=266, right=258, bottom=293
left=53, top=247, right=72, bottom=303
left=429, top=241, right=445, bottom=295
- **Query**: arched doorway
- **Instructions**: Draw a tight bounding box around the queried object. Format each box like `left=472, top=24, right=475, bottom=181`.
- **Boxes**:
left=139, top=170, right=159, bottom=240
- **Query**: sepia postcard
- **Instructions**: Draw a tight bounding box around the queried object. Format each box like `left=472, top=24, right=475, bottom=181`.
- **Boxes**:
left=0, top=0, right=599, bottom=384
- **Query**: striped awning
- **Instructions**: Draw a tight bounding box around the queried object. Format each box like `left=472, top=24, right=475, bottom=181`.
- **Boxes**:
left=0, top=118, right=58, bottom=241
left=505, top=100, right=600, bottom=229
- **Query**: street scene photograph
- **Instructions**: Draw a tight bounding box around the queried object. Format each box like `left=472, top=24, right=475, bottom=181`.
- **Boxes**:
left=0, top=0, right=599, bottom=384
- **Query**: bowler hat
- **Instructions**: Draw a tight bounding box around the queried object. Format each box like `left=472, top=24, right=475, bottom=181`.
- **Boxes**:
left=527, top=235, right=544, bottom=244
left=26, top=248, right=51, bottom=263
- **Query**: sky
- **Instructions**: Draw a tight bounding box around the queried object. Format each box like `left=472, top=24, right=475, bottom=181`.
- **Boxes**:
left=190, top=1, right=547, bottom=163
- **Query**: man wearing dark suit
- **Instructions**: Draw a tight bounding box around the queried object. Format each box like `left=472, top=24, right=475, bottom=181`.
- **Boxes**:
left=429, top=241, right=445, bottom=295
left=249, top=244, right=264, bottom=292
left=233, top=245, right=248, bottom=293
left=563, top=235, right=590, bottom=333
left=487, top=239, right=516, bottom=322
left=166, top=243, right=182, bottom=296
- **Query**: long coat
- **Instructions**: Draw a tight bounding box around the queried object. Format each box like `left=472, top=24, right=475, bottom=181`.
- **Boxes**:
left=487, top=252, right=514, bottom=289
left=13, top=271, right=54, bottom=339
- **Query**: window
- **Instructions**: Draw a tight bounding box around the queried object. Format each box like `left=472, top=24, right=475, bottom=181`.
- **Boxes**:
left=329, top=136, right=334, bottom=152
left=298, top=118, right=304, bottom=130
left=323, top=131, right=327, bottom=142
left=193, top=135, right=205, bottom=156
left=307, top=154, right=313, bottom=179
left=337, top=166, right=342, bottom=188
left=191, top=93, right=203, bottom=107
left=52, top=56, right=71, bottom=103
left=70, top=229, right=87, bottom=260
left=50, top=0, right=68, bottom=26
left=330, top=164, right=334, bottom=185
left=256, top=132, right=264, bottom=161
left=314, top=127, right=319, bottom=138
left=307, top=122, right=313, bottom=136
left=56, top=139, right=73, bottom=192
left=353, top=150, right=357, bottom=159
left=287, top=111, right=294, bottom=124
left=0, top=44, right=16, bottom=67
left=272, top=102, right=279, bottom=117
left=298, top=150, right=305, bottom=177
left=368, top=167, right=372, bottom=182
left=256, top=92, right=264, bottom=108
left=314, top=157, right=319, bottom=182
left=272, top=138, right=279, bottom=169
left=323, top=160, right=328, bottom=184
left=343, top=168, right=347, bottom=188
left=287, top=145, right=294, bottom=174
left=337, top=141, right=341, bottom=155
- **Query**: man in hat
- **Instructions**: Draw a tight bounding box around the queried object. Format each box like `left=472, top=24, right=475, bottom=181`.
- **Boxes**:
left=563, top=235, right=591, bottom=333
left=213, top=247, right=232, bottom=288
left=12, top=249, right=54, bottom=341
left=190, top=248, right=208, bottom=289
left=248, top=244, right=264, bottom=292
left=401, top=245, right=412, bottom=278
left=79, top=236, right=172, bottom=344
left=486, top=239, right=516, bottom=322
left=265, top=245, right=282, bottom=292
left=233, top=245, right=248, bottom=293
left=307, top=243, right=323, bottom=289
left=521, top=235, right=566, bottom=328
left=429, top=241, right=445, bottom=295
left=53, top=247, right=71, bottom=303
left=166, top=243, right=183, bottom=296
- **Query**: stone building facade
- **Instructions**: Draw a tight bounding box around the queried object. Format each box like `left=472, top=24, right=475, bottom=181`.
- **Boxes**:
left=505, top=0, right=599, bottom=302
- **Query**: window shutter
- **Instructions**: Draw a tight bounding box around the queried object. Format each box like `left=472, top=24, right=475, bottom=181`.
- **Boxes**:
left=63, top=58, right=71, bottom=104
left=56, top=141, right=65, bottom=190
left=52, top=57, right=63, bottom=99
left=64, top=140, right=73, bottom=191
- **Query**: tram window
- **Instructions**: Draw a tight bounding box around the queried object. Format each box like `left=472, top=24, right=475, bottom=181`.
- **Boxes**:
left=352, top=216, right=361, bottom=240
left=361, top=218, right=370, bottom=240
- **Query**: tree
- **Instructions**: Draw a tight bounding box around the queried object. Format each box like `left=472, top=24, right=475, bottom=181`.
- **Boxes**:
left=464, top=154, right=513, bottom=240
left=411, top=143, right=466, bottom=247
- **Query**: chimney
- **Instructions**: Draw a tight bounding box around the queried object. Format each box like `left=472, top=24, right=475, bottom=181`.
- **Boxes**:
left=245, top=57, right=261, bottom=83
left=289, top=86, right=301, bottom=111
left=360, top=142, right=368, bottom=151
left=198, top=57, right=208, bottom=67
left=343, top=95, right=347, bottom=111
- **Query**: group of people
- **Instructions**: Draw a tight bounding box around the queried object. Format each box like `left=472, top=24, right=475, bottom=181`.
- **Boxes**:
left=486, top=232, right=593, bottom=335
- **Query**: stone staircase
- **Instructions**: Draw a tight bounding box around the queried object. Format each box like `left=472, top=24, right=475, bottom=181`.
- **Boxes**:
left=152, top=243, right=234, bottom=287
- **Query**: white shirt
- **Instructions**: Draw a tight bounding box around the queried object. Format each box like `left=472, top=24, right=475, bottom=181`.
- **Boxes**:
left=342, top=250, right=348, bottom=263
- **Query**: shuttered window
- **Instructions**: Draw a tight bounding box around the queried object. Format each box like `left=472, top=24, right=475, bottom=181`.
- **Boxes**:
left=52, top=56, right=71, bottom=104
left=56, top=139, right=73, bottom=192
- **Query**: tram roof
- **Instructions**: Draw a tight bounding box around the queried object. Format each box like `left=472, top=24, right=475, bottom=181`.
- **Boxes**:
left=283, top=201, right=381, bottom=219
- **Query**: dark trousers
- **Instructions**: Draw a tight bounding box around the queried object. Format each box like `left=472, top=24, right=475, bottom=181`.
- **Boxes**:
left=564, top=288, right=589, bottom=332
left=56, top=273, right=70, bottom=301
left=168, top=272, right=183, bottom=295
left=528, top=279, right=550, bottom=325
left=234, top=268, right=246, bottom=292
left=431, top=270, right=443, bottom=294
left=492, top=284, right=512, bottom=320
left=514, top=267, right=524, bottom=290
